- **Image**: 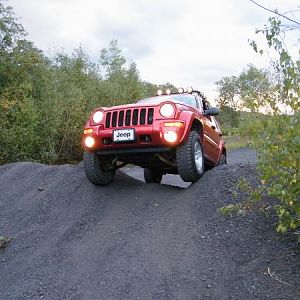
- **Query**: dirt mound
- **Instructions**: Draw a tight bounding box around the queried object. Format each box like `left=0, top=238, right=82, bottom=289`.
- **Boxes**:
left=0, top=161, right=299, bottom=299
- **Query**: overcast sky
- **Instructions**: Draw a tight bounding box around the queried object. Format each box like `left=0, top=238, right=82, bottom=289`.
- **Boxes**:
left=8, top=0, right=300, bottom=99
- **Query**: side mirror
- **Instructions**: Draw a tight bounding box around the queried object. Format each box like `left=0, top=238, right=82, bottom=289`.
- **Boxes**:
left=204, top=107, right=219, bottom=116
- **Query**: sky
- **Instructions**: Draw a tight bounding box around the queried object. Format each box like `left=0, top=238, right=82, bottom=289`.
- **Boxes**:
left=7, top=0, right=300, bottom=100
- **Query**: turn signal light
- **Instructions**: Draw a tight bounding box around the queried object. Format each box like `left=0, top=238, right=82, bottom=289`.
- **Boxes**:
left=84, top=128, right=93, bottom=134
left=164, top=122, right=184, bottom=127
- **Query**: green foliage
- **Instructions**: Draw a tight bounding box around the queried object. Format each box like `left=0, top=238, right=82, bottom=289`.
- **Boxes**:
left=249, top=18, right=300, bottom=233
left=239, top=65, right=274, bottom=111
left=241, top=17, right=300, bottom=233
left=219, top=178, right=266, bottom=217
left=215, top=76, right=241, bottom=127
left=215, top=65, right=273, bottom=127
left=0, top=2, right=174, bottom=164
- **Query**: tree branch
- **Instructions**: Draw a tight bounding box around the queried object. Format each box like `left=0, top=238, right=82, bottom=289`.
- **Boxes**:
left=249, top=0, right=300, bottom=26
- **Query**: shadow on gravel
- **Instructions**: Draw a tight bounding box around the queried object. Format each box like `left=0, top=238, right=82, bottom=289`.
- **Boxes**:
left=121, top=148, right=257, bottom=189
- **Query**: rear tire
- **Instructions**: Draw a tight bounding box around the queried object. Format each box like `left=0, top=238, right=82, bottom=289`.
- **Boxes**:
left=144, top=168, right=163, bottom=183
left=83, top=152, right=116, bottom=185
left=176, top=131, right=204, bottom=182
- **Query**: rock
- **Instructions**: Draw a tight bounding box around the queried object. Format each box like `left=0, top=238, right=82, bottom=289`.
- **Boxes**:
left=0, top=236, right=11, bottom=249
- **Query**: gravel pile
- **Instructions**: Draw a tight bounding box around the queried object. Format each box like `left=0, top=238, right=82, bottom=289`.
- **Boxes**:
left=0, top=159, right=299, bottom=299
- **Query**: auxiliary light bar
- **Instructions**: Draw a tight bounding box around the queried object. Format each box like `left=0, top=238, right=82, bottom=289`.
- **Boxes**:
left=156, top=86, right=194, bottom=96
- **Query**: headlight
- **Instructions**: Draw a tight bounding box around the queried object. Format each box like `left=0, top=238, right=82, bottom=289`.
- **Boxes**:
left=92, top=110, right=104, bottom=123
left=160, top=103, right=175, bottom=118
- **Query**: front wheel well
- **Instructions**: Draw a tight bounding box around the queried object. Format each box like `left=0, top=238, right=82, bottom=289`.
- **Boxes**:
left=190, top=119, right=203, bottom=142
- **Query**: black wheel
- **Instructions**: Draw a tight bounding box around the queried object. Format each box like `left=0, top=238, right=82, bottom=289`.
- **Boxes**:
left=144, top=168, right=163, bottom=183
left=176, top=131, right=204, bottom=182
left=83, top=152, right=116, bottom=185
left=218, top=153, right=227, bottom=165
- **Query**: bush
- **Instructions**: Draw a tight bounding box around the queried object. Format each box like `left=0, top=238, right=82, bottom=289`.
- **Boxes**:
left=222, top=17, right=300, bottom=234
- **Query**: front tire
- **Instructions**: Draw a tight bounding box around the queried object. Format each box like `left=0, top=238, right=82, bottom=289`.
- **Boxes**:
left=144, top=168, right=163, bottom=183
left=83, top=152, right=116, bottom=186
left=176, top=131, right=204, bottom=182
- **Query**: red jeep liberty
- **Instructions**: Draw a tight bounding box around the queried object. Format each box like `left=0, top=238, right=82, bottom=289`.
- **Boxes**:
left=82, top=87, right=226, bottom=185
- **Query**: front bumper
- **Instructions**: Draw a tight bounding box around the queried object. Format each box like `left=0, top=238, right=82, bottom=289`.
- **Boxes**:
left=82, top=121, right=185, bottom=153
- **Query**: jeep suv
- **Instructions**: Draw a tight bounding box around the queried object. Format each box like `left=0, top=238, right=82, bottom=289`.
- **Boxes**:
left=82, top=87, right=226, bottom=185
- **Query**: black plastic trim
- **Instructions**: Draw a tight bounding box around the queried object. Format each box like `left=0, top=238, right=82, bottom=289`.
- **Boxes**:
left=96, top=147, right=173, bottom=156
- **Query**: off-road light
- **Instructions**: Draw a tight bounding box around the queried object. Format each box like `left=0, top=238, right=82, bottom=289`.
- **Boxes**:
left=178, top=87, right=184, bottom=94
left=157, top=89, right=163, bottom=96
left=165, top=88, right=171, bottom=95
left=92, top=110, right=104, bottom=123
left=160, top=103, right=175, bottom=118
left=164, top=131, right=178, bottom=143
left=186, top=86, right=193, bottom=93
left=84, top=136, right=95, bottom=148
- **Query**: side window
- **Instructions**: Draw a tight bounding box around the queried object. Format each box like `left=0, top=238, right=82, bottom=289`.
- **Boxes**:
left=202, top=100, right=210, bottom=111
left=202, top=100, right=211, bottom=120
left=195, top=95, right=203, bottom=112
left=211, top=117, right=221, bottom=132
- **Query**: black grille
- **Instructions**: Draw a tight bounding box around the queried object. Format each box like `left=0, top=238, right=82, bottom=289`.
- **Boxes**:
left=105, top=108, right=154, bottom=128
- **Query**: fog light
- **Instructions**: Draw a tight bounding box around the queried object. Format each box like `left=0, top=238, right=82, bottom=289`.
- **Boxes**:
left=85, top=136, right=95, bottom=148
left=164, top=131, right=177, bottom=143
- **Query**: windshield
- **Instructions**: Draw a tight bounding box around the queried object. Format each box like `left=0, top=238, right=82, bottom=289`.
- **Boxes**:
left=138, top=94, right=198, bottom=108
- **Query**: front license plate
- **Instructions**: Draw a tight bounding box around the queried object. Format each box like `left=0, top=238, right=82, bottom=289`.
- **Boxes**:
left=113, top=129, right=135, bottom=142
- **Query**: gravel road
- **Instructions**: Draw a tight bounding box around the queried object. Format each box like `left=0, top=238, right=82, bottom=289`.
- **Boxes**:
left=0, top=148, right=299, bottom=300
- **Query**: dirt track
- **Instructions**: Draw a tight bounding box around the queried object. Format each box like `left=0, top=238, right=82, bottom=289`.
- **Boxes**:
left=0, top=149, right=299, bottom=299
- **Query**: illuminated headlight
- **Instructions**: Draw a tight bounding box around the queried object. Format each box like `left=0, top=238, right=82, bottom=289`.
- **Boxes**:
left=165, top=88, right=171, bottom=95
left=157, top=89, right=163, bottom=96
left=84, top=136, right=95, bottom=148
left=92, top=110, right=104, bottom=123
left=160, top=103, right=175, bottom=118
left=178, top=87, right=184, bottom=94
left=164, top=131, right=178, bottom=143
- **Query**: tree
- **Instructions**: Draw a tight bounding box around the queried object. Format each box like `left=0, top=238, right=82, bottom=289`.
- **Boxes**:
left=0, top=1, right=26, bottom=52
left=239, top=64, right=274, bottom=113
left=0, top=1, right=178, bottom=165
left=215, top=75, right=241, bottom=127
left=215, top=64, right=275, bottom=129
left=100, top=39, right=126, bottom=77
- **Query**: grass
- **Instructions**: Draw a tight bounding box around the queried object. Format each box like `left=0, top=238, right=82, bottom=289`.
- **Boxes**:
left=224, top=135, right=252, bottom=150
